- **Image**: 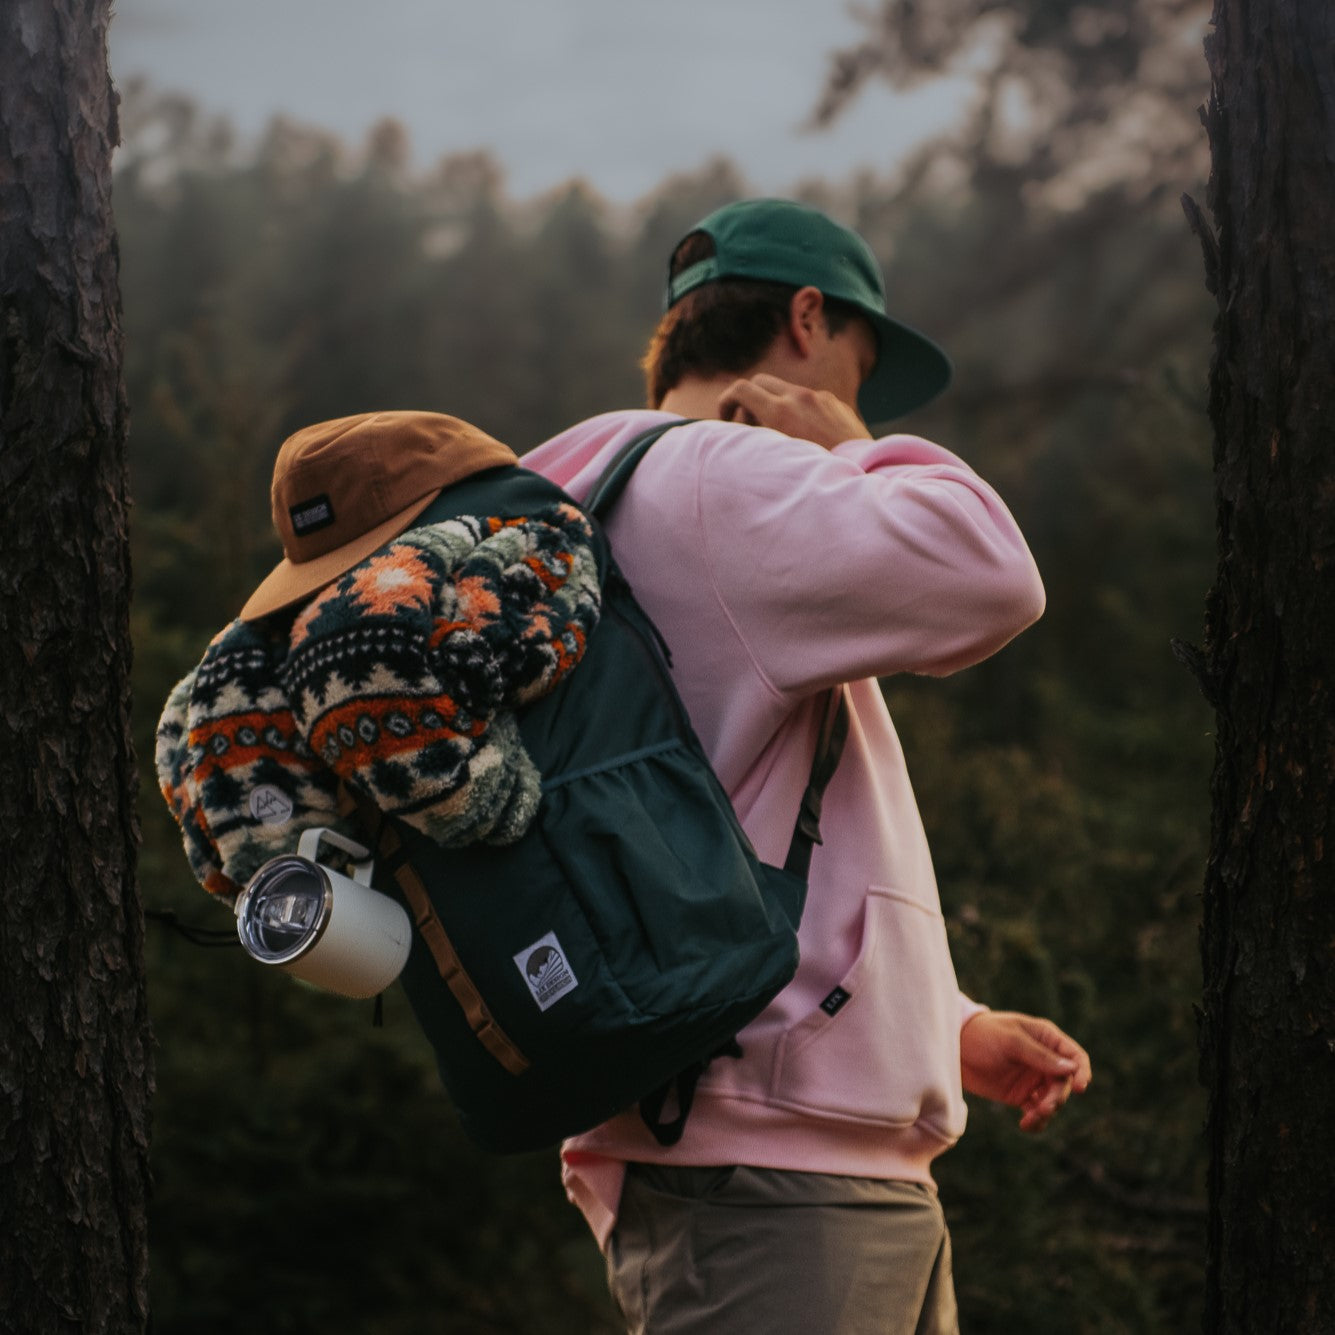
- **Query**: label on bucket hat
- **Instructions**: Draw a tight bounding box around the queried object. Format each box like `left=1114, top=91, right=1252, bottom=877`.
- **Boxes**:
left=514, top=932, right=579, bottom=1011
left=289, top=494, right=335, bottom=537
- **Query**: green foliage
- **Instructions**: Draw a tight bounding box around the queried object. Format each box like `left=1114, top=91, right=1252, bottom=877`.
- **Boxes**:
left=146, top=932, right=618, bottom=1334
left=889, top=321, right=1212, bottom=1330
left=121, top=78, right=1212, bottom=1333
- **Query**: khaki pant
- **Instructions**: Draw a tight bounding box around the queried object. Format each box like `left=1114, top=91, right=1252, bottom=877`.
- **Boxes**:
left=606, top=1164, right=959, bottom=1335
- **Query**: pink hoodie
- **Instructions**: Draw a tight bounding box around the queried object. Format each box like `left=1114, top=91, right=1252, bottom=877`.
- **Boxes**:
left=522, top=410, right=1045, bottom=1249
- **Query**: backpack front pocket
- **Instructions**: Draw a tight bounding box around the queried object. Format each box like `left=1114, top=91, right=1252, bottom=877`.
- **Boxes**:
left=538, top=742, right=798, bottom=1020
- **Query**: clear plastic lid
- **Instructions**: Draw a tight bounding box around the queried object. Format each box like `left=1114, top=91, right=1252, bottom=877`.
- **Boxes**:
left=237, top=857, right=331, bottom=963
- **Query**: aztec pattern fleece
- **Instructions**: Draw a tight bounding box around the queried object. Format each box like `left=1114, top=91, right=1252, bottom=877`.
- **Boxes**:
left=156, top=504, right=601, bottom=899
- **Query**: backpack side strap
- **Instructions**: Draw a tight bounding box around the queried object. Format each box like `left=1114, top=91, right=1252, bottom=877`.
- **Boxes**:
left=784, top=688, right=850, bottom=879
left=341, top=785, right=531, bottom=1077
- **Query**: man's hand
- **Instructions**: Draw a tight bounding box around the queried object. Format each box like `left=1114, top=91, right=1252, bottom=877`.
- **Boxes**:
left=959, top=1010, right=1092, bottom=1133
left=717, top=373, right=872, bottom=450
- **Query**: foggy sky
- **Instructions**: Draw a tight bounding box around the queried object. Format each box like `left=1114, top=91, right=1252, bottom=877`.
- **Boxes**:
left=110, top=0, right=969, bottom=200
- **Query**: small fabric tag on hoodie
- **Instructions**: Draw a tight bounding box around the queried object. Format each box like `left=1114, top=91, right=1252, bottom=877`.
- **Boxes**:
left=820, top=986, right=851, bottom=1017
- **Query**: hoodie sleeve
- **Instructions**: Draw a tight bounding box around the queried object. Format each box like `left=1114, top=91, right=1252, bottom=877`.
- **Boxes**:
left=691, top=427, right=1045, bottom=698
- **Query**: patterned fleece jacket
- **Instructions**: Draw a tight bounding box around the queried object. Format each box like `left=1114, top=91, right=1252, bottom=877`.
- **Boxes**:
left=156, top=503, right=601, bottom=899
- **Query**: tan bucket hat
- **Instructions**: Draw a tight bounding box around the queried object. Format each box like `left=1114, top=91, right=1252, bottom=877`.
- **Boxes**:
left=240, top=410, right=518, bottom=621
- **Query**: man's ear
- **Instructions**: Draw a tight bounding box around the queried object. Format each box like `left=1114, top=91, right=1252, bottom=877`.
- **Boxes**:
left=786, top=287, right=826, bottom=358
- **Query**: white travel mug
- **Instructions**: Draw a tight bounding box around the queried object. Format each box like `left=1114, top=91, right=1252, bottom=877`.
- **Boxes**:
left=235, top=827, right=411, bottom=999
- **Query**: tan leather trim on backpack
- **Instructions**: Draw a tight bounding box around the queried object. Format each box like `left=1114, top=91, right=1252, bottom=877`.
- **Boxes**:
left=340, top=786, right=530, bottom=1077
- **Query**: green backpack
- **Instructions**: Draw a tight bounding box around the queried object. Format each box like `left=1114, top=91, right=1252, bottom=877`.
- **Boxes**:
left=350, top=422, right=848, bottom=1152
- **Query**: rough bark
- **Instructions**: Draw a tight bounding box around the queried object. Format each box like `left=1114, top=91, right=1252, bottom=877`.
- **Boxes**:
left=0, top=3, right=152, bottom=1332
left=1196, top=1, right=1335, bottom=1330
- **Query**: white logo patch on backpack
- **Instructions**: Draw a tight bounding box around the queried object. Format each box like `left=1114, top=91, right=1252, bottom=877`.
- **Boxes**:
left=515, top=932, right=578, bottom=1011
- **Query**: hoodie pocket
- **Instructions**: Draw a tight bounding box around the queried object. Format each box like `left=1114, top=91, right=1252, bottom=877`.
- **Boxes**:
left=767, top=886, right=965, bottom=1137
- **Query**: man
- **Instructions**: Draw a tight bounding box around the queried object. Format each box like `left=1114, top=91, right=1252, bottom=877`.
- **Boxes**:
left=523, top=198, right=1091, bottom=1334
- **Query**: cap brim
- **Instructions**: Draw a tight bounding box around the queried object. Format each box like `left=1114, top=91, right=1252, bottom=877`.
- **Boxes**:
left=857, top=315, right=953, bottom=426
left=238, top=489, right=441, bottom=622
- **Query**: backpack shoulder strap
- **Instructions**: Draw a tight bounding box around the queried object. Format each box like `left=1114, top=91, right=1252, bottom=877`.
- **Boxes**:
left=583, top=418, right=849, bottom=882
left=584, top=419, right=693, bottom=520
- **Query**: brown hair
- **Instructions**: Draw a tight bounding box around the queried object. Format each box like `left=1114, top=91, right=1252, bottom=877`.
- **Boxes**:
left=641, top=231, right=856, bottom=407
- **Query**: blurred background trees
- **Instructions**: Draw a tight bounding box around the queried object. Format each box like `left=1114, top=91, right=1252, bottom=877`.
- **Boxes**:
left=122, top=1, right=1217, bottom=1326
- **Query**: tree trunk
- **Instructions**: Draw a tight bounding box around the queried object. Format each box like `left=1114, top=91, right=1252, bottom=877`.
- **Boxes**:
left=0, top=3, right=151, bottom=1332
left=1197, top=1, right=1335, bottom=1330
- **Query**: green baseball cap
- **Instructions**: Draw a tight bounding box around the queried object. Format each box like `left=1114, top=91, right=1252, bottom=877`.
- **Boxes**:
left=665, top=198, right=952, bottom=424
